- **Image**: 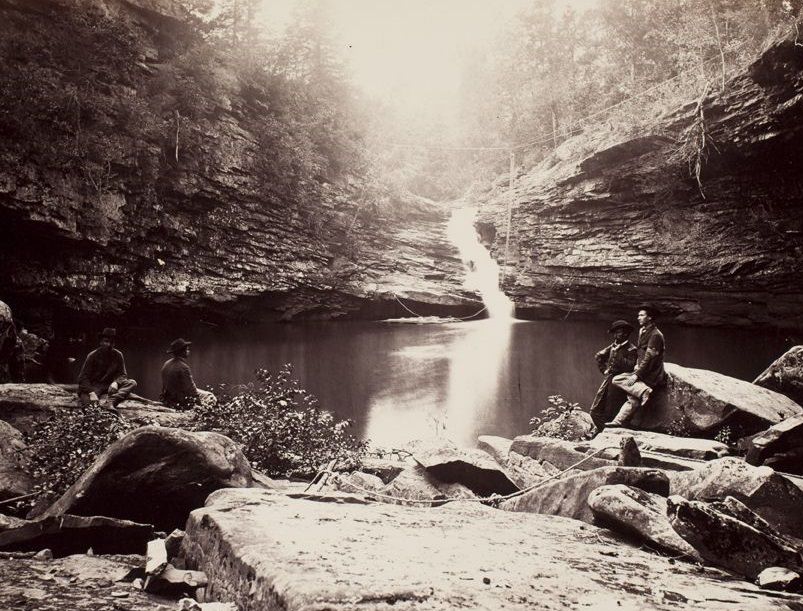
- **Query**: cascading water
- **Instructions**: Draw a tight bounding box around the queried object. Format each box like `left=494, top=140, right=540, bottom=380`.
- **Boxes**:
left=363, top=206, right=517, bottom=448
left=445, top=207, right=514, bottom=321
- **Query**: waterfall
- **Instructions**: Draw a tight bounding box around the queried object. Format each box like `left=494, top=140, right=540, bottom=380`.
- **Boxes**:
left=446, top=207, right=514, bottom=320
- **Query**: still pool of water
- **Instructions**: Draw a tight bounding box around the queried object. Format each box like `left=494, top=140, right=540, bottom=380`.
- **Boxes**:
left=95, top=318, right=791, bottom=448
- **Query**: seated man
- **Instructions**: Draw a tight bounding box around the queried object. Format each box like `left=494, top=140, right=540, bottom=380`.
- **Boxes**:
left=589, top=320, right=637, bottom=432
left=607, top=307, right=666, bottom=428
left=77, top=328, right=137, bottom=408
left=161, top=338, right=217, bottom=410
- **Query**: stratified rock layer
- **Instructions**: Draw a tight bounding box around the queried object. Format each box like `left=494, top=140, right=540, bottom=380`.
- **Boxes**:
left=180, top=488, right=803, bottom=610
left=0, top=0, right=477, bottom=329
left=478, top=38, right=803, bottom=328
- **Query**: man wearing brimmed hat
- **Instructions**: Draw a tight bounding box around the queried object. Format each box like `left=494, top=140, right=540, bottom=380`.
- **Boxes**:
left=608, top=307, right=667, bottom=428
left=77, top=327, right=137, bottom=408
left=161, top=338, right=216, bottom=410
left=590, top=320, right=637, bottom=431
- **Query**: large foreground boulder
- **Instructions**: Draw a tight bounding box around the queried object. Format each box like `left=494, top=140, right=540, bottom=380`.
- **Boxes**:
left=667, top=496, right=803, bottom=579
left=628, top=363, right=802, bottom=436
left=0, top=383, right=193, bottom=433
left=499, top=466, right=669, bottom=524
left=39, top=426, right=252, bottom=530
left=412, top=446, right=519, bottom=496
left=587, top=485, right=701, bottom=561
left=754, top=346, right=803, bottom=407
left=178, top=488, right=801, bottom=610
left=746, top=414, right=803, bottom=475
left=0, top=514, right=152, bottom=557
left=670, top=457, right=803, bottom=539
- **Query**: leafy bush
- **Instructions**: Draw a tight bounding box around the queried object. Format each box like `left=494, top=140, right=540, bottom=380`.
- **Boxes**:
left=529, top=394, right=593, bottom=441
left=25, top=405, right=138, bottom=499
left=194, top=364, right=367, bottom=478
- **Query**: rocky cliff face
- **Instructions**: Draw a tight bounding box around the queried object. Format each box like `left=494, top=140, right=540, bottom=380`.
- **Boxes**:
left=478, top=38, right=803, bottom=329
left=0, top=0, right=476, bottom=334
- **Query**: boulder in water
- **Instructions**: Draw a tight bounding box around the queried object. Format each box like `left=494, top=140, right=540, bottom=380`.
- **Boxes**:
left=754, top=346, right=803, bottom=407
left=38, top=426, right=252, bottom=530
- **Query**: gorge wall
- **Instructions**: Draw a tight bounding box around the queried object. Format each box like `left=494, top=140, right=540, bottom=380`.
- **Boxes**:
left=478, top=38, right=803, bottom=330
left=0, top=0, right=477, bottom=336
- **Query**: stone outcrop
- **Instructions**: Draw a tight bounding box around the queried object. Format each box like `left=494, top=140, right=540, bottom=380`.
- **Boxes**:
left=510, top=435, right=616, bottom=472
left=757, top=567, right=802, bottom=592
left=411, top=446, right=519, bottom=497
left=0, top=0, right=477, bottom=331
left=0, top=383, right=193, bottom=433
left=179, top=488, right=803, bottom=610
left=0, top=514, right=153, bottom=557
left=39, top=426, right=252, bottom=530
left=670, top=457, right=803, bottom=539
left=499, top=466, right=669, bottom=524
left=378, top=465, right=476, bottom=506
left=584, top=427, right=730, bottom=461
left=754, top=346, right=803, bottom=407
left=477, top=435, right=558, bottom=489
left=628, top=363, right=802, bottom=435
left=587, top=484, right=702, bottom=561
left=746, top=414, right=803, bottom=475
left=477, top=38, right=803, bottom=329
left=667, top=496, right=803, bottom=579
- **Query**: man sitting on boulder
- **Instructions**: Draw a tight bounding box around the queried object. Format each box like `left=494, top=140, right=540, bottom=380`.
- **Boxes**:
left=161, top=338, right=217, bottom=410
left=590, top=320, right=637, bottom=432
left=607, top=307, right=666, bottom=428
left=77, top=327, right=137, bottom=409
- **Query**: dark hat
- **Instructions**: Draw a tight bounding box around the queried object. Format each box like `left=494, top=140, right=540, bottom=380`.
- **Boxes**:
left=99, top=327, right=117, bottom=339
left=608, top=320, right=634, bottom=334
left=167, top=338, right=192, bottom=354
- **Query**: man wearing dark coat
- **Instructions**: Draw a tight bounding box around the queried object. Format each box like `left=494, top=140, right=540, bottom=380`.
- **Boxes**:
left=590, top=320, right=637, bottom=431
left=608, top=307, right=667, bottom=427
left=161, top=338, right=216, bottom=410
left=77, top=327, right=137, bottom=408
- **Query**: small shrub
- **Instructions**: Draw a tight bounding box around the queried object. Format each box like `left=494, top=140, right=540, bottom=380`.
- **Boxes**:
left=194, top=364, right=367, bottom=478
left=25, top=405, right=138, bottom=499
left=529, top=394, right=592, bottom=441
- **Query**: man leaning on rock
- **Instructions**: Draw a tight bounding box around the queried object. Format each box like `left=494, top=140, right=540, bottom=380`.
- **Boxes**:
left=607, top=307, right=666, bottom=428
left=590, top=319, right=637, bottom=432
left=161, top=338, right=217, bottom=410
left=77, top=327, right=137, bottom=409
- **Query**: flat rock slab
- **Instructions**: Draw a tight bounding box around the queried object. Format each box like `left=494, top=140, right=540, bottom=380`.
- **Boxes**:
left=746, top=414, right=803, bottom=474
left=0, top=553, right=175, bottom=611
left=510, top=435, right=616, bottom=472
left=0, top=383, right=192, bottom=433
left=629, top=363, right=802, bottom=435
left=179, top=488, right=803, bottom=610
left=585, top=428, right=730, bottom=461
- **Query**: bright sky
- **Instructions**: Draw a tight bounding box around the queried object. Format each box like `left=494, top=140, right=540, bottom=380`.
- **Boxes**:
left=260, top=0, right=599, bottom=117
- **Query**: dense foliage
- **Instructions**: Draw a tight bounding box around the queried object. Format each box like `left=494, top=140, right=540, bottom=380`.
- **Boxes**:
left=25, top=406, right=138, bottom=499
left=194, top=364, right=367, bottom=478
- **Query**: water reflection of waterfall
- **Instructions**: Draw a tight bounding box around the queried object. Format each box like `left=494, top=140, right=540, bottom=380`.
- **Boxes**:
left=364, top=207, right=516, bottom=448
